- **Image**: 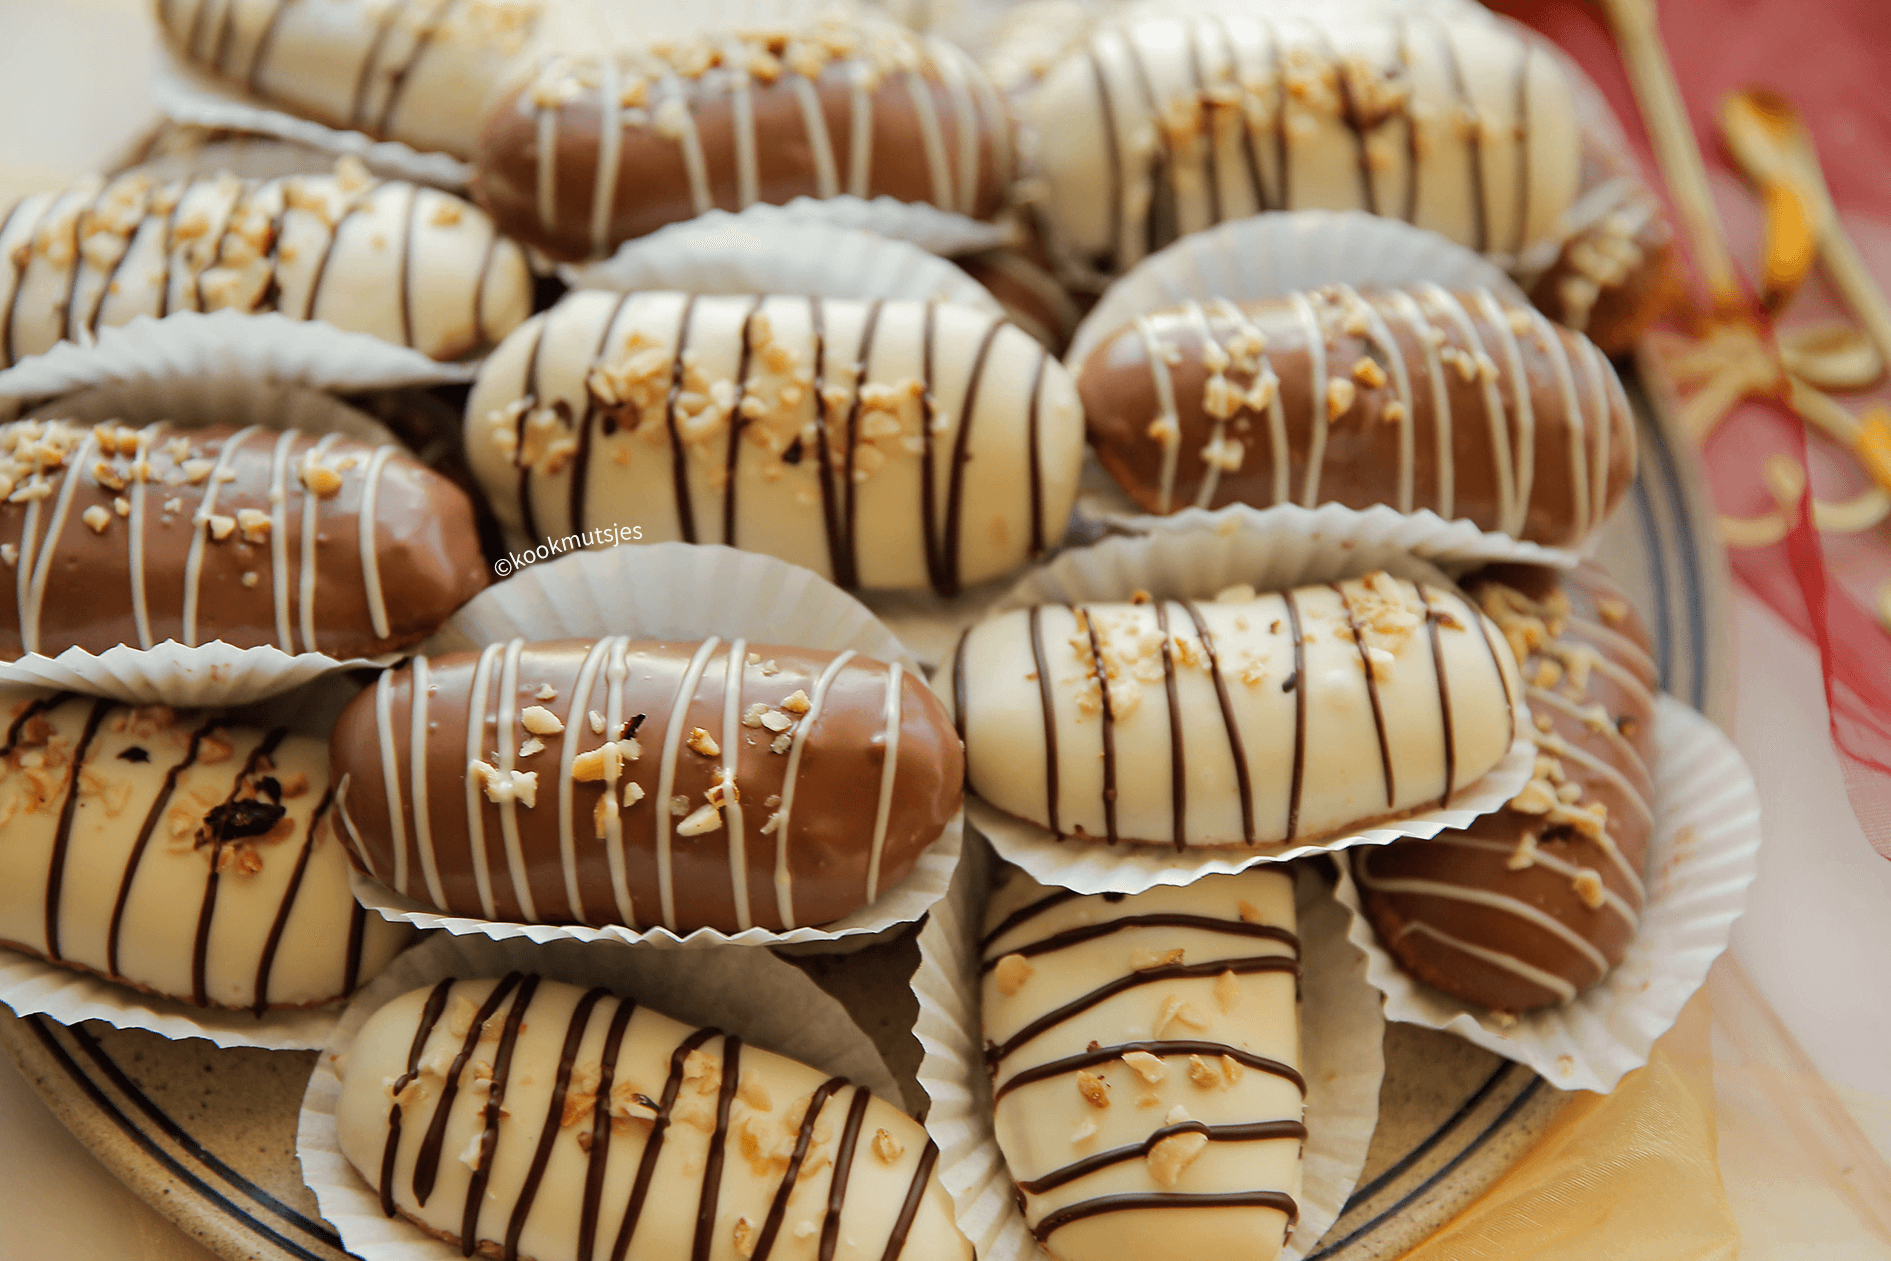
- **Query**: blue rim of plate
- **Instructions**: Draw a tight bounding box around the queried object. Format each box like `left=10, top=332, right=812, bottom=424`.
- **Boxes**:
left=1, top=373, right=1724, bottom=1261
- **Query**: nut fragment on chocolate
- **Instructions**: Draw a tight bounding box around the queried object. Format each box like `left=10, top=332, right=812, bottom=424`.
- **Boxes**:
left=0, top=168, right=532, bottom=366
left=982, top=865, right=1303, bottom=1261
left=950, top=572, right=1522, bottom=849
left=0, top=418, right=488, bottom=660
left=473, top=13, right=1014, bottom=259
left=156, top=0, right=543, bottom=158
left=337, top=974, right=970, bottom=1261
left=995, top=7, right=1671, bottom=347
left=1352, top=562, right=1658, bottom=1011
left=0, top=691, right=406, bottom=1009
left=464, top=292, right=1085, bottom=594
left=329, top=637, right=963, bottom=934
left=1077, top=284, right=1636, bottom=547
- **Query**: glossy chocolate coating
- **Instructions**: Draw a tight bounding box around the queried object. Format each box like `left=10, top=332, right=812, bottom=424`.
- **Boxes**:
left=0, top=419, right=488, bottom=659
left=330, top=637, right=964, bottom=934
left=0, top=691, right=407, bottom=1010
left=338, top=974, right=971, bottom=1261
left=1077, top=284, right=1636, bottom=548
left=473, top=17, right=1013, bottom=260
left=1352, top=562, right=1658, bottom=1011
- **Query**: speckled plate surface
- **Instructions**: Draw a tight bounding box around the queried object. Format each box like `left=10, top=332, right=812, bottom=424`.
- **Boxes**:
left=0, top=369, right=1728, bottom=1261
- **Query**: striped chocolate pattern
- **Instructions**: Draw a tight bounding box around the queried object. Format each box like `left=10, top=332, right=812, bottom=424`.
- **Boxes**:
left=0, top=168, right=531, bottom=367
left=339, top=973, right=968, bottom=1261
left=464, top=293, right=1085, bottom=595
left=951, top=573, right=1523, bottom=850
left=1352, top=562, right=1658, bottom=1010
left=0, top=691, right=407, bottom=1010
left=981, top=866, right=1304, bottom=1261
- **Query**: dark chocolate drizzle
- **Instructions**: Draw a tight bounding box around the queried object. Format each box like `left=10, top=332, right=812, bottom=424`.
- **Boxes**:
left=605, top=1026, right=719, bottom=1261
left=379, top=977, right=454, bottom=1218
left=917, top=303, right=943, bottom=594
left=1153, top=601, right=1186, bottom=850
left=938, top=316, right=1004, bottom=596
left=1177, top=601, right=1254, bottom=844
left=1434, top=18, right=1490, bottom=254
left=691, top=1035, right=744, bottom=1261
left=502, top=985, right=609, bottom=1261
left=1033, top=1191, right=1299, bottom=1241
left=1024, top=347, right=1049, bottom=556
left=987, top=955, right=1300, bottom=1065
left=461, top=974, right=541, bottom=1255
left=411, top=971, right=524, bottom=1207
left=991, top=1040, right=1306, bottom=1103
left=190, top=727, right=289, bottom=1008
left=836, top=298, right=884, bottom=590
left=980, top=913, right=1299, bottom=975
left=1027, top=606, right=1061, bottom=838
left=343, top=901, right=369, bottom=997
left=570, top=291, right=635, bottom=533
left=1332, top=583, right=1395, bottom=807
left=516, top=319, right=549, bottom=544
left=721, top=297, right=767, bottom=546
left=1079, top=607, right=1120, bottom=845
left=978, top=888, right=1081, bottom=955
left=662, top=296, right=701, bottom=543
left=105, top=716, right=217, bottom=981
left=1017, top=1120, right=1308, bottom=1195
left=251, top=786, right=335, bottom=1015
left=749, top=1077, right=847, bottom=1261
left=1281, top=590, right=1307, bottom=841
left=817, top=1087, right=873, bottom=1261
left=808, top=296, right=846, bottom=584
left=1087, top=49, right=1125, bottom=273
left=878, top=1138, right=941, bottom=1261
left=576, top=997, right=638, bottom=1261
left=42, top=698, right=112, bottom=962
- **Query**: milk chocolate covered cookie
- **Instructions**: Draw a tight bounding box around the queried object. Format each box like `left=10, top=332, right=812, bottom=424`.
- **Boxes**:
left=330, top=636, right=963, bottom=933
left=0, top=418, right=488, bottom=659
left=1352, top=562, right=1657, bottom=1010
left=1077, top=283, right=1635, bottom=547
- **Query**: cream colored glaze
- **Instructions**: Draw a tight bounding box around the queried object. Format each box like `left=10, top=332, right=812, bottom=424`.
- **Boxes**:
left=0, top=167, right=531, bottom=365
left=1009, top=7, right=1581, bottom=280
left=981, top=865, right=1302, bottom=1261
left=463, top=292, right=1085, bottom=594
left=0, top=692, right=406, bottom=1009
left=951, top=572, right=1522, bottom=848
left=337, top=974, right=972, bottom=1261
left=155, top=0, right=543, bottom=158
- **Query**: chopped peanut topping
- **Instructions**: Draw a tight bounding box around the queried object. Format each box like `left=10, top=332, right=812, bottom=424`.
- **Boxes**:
left=993, top=953, right=1033, bottom=996
left=520, top=705, right=564, bottom=736
left=1076, top=1071, right=1110, bottom=1108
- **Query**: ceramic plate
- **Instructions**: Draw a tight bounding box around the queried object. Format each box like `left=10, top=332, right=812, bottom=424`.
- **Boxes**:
left=0, top=366, right=1728, bottom=1261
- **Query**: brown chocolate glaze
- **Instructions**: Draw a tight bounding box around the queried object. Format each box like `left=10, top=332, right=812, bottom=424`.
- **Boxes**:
left=1352, top=562, right=1659, bottom=1011
left=0, top=419, right=487, bottom=659
left=1079, top=285, right=1636, bottom=547
left=1527, top=144, right=1677, bottom=355
left=474, top=23, right=1012, bottom=261
left=330, top=637, right=963, bottom=934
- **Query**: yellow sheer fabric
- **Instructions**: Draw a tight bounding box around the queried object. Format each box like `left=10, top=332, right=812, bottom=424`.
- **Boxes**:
left=1398, top=992, right=1738, bottom=1260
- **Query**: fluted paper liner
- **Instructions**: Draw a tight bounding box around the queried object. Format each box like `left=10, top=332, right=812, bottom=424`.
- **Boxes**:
left=761, top=193, right=1010, bottom=256
left=0, top=383, right=415, bottom=707
left=151, top=44, right=475, bottom=190
left=1333, top=696, right=1764, bottom=1094
left=961, top=512, right=1537, bottom=894
left=912, top=836, right=1385, bottom=1261
left=562, top=205, right=1005, bottom=311
left=0, top=676, right=408, bottom=1049
left=349, top=542, right=963, bottom=948
left=0, top=310, right=475, bottom=404
left=297, top=931, right=905, bottom=1261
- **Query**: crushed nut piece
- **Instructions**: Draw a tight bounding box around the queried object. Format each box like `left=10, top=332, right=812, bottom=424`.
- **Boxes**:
left=81, top=504, right=111, bottom=534
left=589, top=710, right=607, bottom=734
left=236, top=507, right=270, bottom=543
left=1572, top=868, right=1606, bottom=909
left=521, top=705, right=564, bottom=736
left=1146, top=1131, right=1207, bottom=1188
left=470, top=760, right=538, bottom=809
left=872, top=1128, right=904, bottom=1164
left=1076, top=1071, right=1110, bottom=1108
left=1214, top=969, right=1239, bottom=1012
left=677, top=801, right=722, bottom=835
left=687, top=727, right=720, bottom=757
left=1122, top=1051, right=1166, bottom=1083
left=993, top=953, right=1033, bottom=996
left=205, top=513, right=236, bottom=540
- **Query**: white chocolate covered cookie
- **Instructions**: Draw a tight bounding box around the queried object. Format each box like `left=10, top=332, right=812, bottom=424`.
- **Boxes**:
left=949, top=572, right=1522, bottom=848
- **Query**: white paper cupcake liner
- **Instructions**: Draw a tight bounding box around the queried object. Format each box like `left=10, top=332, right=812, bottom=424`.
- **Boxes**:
left=0, top=311, right=476, bottom=405
left=561, top=205, right=1004, bottom=311
left=297, top=930, right=905, bottom=1261
left=762, top=193, right=1012, bottom=256
left=152, top=45, right=475, bottom=190
left=0, top=382, right=418, bottom=706
left=347, top=542, right=962, bottom=948
left=961, top=512, right=1537, bottom=894
left=912, top=836, right=1385, bottom=1261
left=0, top=678, right=413, bottom=1048
left=1065, top=210, right=1524, bottom=373
left=1333, top=695, right=1763, bottom=1095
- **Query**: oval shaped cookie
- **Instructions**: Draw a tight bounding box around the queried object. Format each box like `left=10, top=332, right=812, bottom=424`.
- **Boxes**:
left=950, top=572, right=1521, bottom=849
left=464, top=292, right=1085, bottom=594
left=0, top=692, right=407, bottom=1009
left=156, top=0, right=542, bottom=158
left=1351, top=562, right=1657, bottom=1010
left=982, top=864, right=1303, bottom=1261
left=0, top=418, right=489, bottom=659
left=329, top=636, right=964, bottom=934
left=473, top=15, right=1013, bottom=260
left=338, top=973, right=970, bottom=1261
left=0, top=167, right=532, bottom=366
left=1078, top=284, right=1636, bottom=547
